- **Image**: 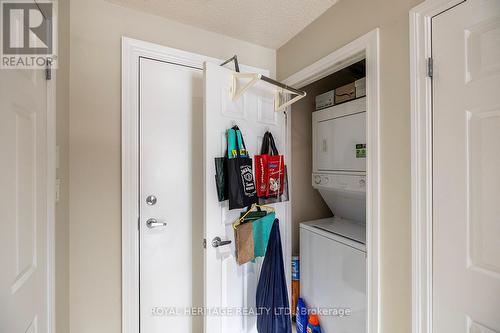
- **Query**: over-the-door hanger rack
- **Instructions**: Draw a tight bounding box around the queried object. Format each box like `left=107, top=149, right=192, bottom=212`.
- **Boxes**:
left=221, top=55, right=306, bottom=112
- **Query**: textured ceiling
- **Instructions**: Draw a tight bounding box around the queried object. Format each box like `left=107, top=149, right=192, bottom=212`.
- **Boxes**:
left=106, top=0, right=338, bottom=49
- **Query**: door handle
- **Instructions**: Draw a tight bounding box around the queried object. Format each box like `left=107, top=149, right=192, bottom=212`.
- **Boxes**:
left=211, top=237, right=232, bottom=248
left=146, top=218, right=167, bottom=229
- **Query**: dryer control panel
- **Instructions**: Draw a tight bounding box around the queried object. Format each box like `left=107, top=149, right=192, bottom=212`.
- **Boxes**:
left=312, top=173, right=366, bottom=194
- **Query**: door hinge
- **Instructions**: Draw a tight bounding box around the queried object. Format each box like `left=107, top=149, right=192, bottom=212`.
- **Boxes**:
left=427, top=57, right=433, bottom=78
left=45, top=58, right=53, bottom=80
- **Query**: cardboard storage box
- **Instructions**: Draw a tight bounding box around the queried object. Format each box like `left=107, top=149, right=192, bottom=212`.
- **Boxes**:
left=355, top=77, right=366, bottom=98
left=335, top=82, right=356, bottom=104
left=315, top=90, right=335, bottom=110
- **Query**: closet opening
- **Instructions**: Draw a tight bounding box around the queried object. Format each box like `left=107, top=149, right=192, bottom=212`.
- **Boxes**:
left=288, top=55, right=373, bottom=333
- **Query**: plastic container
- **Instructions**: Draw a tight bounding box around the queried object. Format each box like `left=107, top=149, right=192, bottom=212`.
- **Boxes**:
left=292, top=280, right=300, bottom=318
left=292, top=256, right=300, bottom=280
left=296, top=298, right=309, bottom=333
left=291, top=256, right=300, bottom=318
left=306, top=314, right=322, bottom=333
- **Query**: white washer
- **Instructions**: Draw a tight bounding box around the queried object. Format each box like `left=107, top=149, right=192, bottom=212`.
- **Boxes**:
left=300, top=218, right=366, bottom=333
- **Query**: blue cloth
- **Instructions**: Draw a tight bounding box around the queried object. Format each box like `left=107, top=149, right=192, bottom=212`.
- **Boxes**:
left=252, top=212, right=275, bottom=257
left=256, top=219, right=292, bottom=333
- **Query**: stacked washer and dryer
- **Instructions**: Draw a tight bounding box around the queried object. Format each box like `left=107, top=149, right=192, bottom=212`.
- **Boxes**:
left=300, top=96, right=367, bottom=333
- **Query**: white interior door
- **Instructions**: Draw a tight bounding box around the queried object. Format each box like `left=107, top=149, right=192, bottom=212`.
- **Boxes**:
left=204, top=62, right=289, bottom=333
left=432, top=0, right=500, bottom=332
left=139, top=58, right=204, bottom=333
left=0, top=68, right=52, bottom=332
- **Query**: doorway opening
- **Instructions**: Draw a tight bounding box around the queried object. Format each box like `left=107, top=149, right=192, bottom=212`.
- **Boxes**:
left=283, top=29, right=380, bottom=333
left=291, top=59, right=367, bottom=332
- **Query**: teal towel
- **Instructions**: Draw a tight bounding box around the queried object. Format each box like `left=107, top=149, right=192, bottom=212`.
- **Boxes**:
left=253, top=212, right=276, bottom=257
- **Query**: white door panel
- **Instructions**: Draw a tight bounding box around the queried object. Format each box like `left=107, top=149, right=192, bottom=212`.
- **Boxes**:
left=204, top=62, right=288, bottom=333
left=432, top=0, right=500, bottom=331
left=0, top=68, right=50, bottom=332
left=139, top=58, right=204, bottom=333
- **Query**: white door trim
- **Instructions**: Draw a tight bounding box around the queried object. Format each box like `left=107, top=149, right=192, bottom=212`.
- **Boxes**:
left=409, top=2, right=464, bottom=333
left=121, top=37, right=282, bottom=333
left=282, top=28, right=381, bottom=333
left=47, top=63, right=57, bottom=333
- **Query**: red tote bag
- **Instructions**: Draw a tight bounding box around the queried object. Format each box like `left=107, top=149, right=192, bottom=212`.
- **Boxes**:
left=255, top=132, right=285, bottom=198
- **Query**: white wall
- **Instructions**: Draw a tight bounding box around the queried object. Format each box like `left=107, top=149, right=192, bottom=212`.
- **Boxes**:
left=69, top=1, right=276, bottom=332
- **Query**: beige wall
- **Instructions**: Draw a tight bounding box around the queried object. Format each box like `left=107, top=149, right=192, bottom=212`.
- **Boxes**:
left=68, top=0, right=275, bottom=332
left=289, top=81, right=332, bottom=256
left=277, top=0, right=422, bottom=332
left=56, top=0, right=70, bottom=332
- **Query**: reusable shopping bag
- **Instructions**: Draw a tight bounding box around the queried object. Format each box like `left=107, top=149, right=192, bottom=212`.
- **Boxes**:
left=227, top=127, right=247, bottom=158
left=255, top=132, right=287, bottom=201
left=259, top=165, right=289, bottom=204
left=214, top=126, right=248, bottom=202
left=214, top=156, right=228, bottom=202
left=235, top=221, right=254, bottom=265
left=227, top=126, right=258, bottom=210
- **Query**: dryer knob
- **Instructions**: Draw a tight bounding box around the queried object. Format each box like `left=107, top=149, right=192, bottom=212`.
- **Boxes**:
left=314, top=175, right=321, bottom=184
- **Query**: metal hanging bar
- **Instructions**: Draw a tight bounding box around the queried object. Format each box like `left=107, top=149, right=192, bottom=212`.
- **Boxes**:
left=220, top=55, right=307, bottom=111
left=259, top=75, right=305, bottom=97
left=220, top=55, right=240, bottom=72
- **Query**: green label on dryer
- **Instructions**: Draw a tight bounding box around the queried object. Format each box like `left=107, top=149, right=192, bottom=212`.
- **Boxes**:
left=356, top=144, right=366, bottom=158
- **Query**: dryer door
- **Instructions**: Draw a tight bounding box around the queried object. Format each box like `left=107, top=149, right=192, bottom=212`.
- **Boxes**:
left=312, top=98, right=366, bottom=173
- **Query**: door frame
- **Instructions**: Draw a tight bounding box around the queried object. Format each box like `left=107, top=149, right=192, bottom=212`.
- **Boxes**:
left=47, top=61, right=57, bottom=333
left=282, top=28, right=381, bottom=333
left=121, top=37, right=286, bottom=333
left=409, top=1, right=464, bottom=333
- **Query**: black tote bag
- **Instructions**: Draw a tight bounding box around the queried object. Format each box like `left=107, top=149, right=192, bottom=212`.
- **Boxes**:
left=214, top=129, right=230, bottom=202
left=227, top=126, right=258, bottom=210
left=214, top=156, right=228, bottom=202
